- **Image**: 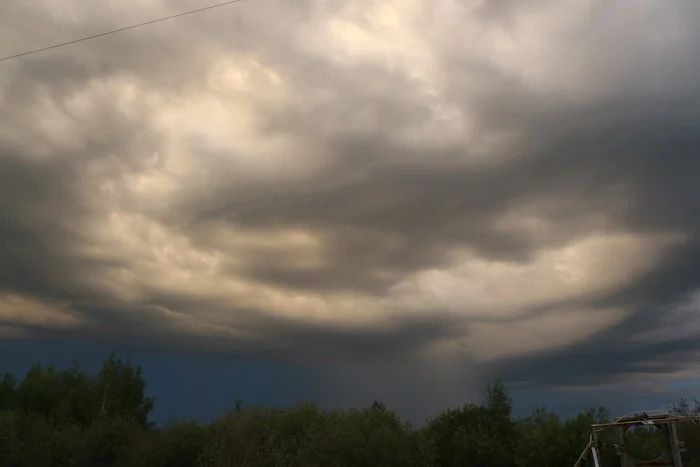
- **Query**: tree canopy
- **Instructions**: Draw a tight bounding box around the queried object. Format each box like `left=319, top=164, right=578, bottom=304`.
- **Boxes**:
left=0, top=354, right=699, bottom=466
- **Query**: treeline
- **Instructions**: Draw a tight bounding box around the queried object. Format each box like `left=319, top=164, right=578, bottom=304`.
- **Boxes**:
left=0, top=354, right=699, bottom=466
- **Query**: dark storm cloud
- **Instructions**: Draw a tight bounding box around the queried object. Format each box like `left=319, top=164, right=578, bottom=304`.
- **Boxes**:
left=191, top=103, right=700, bottom=301
left=493, top=241, right=700, bottom=387
left=1, top=0, right=700, bottom=408
left=482, top=100, right=700, bottom=386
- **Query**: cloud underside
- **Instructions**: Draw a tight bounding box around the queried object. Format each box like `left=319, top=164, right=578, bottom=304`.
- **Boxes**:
left=1, top=0, right=700, bottom=391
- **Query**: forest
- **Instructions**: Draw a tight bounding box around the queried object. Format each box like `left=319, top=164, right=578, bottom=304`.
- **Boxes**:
left=1, top=354, right=699, bottom=467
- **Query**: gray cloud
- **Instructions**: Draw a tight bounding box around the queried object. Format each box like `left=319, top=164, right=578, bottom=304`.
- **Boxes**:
left=2, top=0, right=700, bottom=413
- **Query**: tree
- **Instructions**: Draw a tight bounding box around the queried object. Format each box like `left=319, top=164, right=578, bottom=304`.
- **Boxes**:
left=96, top=353, right=154, bottom=427
left=4, top=355, right=700, bottom=467
left=515, top=407, right=566, bottom=467
left=425, top=380, right=517, bottom=467
left=51, top=423, right=87, bottom=467
left=156, top=419, right=207, bottom=467
left=16, top=363, right=58, bottom=420
left=0, top=410, right=22, bottom=466
left=670, top=397, right=700, bottom=417
left=84, top=417, right=143, bottom=467
left=0, top=372, right=16, bottom=411
left=53, top=362, right=96, bottom=427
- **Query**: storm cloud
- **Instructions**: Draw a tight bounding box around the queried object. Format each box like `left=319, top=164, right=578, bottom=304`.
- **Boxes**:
left=2, top=0, right=700, bottom=415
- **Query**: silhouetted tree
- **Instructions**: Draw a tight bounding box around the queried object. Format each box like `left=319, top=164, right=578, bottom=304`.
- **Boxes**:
left=2, top=355, right=700, bottom=467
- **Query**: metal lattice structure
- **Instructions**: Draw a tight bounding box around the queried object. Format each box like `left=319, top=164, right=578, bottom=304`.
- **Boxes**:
left=575, top=411, right=700, bottom=467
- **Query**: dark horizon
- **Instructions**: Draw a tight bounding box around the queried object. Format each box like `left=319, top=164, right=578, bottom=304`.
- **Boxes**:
left=0, top=339, right=690, bottom=427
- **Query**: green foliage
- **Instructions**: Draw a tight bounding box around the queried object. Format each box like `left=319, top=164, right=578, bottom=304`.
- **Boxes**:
left=0, top=372, right=17, bottom=411
left=0, top=410, right=22, bottom=466
left=2, top=355, right=700, bottom=466
left=52, top=423, right=88, bottom=467
left=623, top=425, right=666, bottom=461
left=84, top=417, right=144, bottom=467
left=425, top=380, right=516, bottom=467
left=155, top=419, right=208, bottom=467
left=96, top=353, right=155, bottom=427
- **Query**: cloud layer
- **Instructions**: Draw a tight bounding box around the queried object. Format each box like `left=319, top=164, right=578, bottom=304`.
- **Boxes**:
left=2, top=0, right=700, bottom=409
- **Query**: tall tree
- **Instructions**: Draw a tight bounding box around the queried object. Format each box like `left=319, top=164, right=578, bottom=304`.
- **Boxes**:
left=96, top=353, right=154, bottom=427
left=0, top=372, right=16, bottom=411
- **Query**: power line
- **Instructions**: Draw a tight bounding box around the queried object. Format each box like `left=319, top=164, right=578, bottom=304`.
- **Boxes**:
left=0, top=0, right=245, bottom=63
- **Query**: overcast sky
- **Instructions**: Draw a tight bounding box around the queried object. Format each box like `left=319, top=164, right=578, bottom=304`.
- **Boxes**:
left=1, top=0, right=700, bottom=423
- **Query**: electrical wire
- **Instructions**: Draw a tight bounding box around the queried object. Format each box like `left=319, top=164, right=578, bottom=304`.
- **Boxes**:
left=0, top=0, right=245, bottom=63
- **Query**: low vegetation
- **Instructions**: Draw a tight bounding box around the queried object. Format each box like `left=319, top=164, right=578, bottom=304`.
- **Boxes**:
left=0, top=354, right=698, bottom=466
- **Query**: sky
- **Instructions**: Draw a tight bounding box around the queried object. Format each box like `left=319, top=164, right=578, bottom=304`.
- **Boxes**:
left=1, top=0, right=700, bottom=424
